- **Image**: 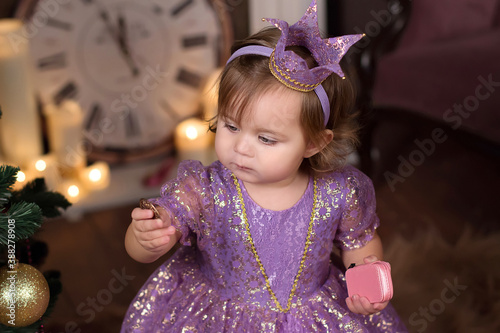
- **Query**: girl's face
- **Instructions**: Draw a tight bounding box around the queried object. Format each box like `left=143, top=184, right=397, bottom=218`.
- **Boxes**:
left=215, top=88, right=318, bottom=187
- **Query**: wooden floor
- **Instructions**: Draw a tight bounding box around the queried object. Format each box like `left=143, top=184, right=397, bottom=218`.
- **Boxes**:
left=35, top=118, right=499, bottom=333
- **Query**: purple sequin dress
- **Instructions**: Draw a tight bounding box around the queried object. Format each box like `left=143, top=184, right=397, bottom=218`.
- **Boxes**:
left=121, top=160, right=407, bottom=332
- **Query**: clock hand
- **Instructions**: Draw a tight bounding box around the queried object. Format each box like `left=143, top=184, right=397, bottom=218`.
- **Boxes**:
left=98, top=6, right=139, bottom=77
left=117, top=14, right=127, bottom=50
left=117, top=12, right=140, bottom=77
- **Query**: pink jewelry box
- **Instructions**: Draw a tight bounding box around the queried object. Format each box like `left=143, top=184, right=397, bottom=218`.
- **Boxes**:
left=345, top=261, right=394, bottom=303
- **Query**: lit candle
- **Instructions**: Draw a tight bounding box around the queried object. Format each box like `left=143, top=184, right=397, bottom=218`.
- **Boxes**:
left=13, top=169, right=30, bottom=191
left=79, top=161, right=110, bottom=190
left=16, top=170, right=26, bottom=182
left=174, top=117, right=215, bottom=165
left=0, top=19, right=43, bottom=166
left=28, top=154, right=61, bottom=190
left=58, top=179, right=86, bottom=204
left=44, top=100, right=85, bottom=175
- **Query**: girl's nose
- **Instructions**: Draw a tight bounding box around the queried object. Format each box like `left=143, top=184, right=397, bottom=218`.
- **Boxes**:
left=234, top=136, right=253, bottom=156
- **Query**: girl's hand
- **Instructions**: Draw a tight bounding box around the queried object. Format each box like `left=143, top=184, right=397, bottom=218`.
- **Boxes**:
left=130, top=207, right=176, bottom=254
left=345, top=295, right=389, bottom=315
left=345, top=255, right=389, bottom=315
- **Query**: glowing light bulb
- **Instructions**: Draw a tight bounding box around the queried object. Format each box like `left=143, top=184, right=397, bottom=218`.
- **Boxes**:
left=89, top=168, right=102, bottom=182
left=186, top=126, right=199, bottom=140
left=16, top=171, right=26, bottom=182
left=67, top=185, right=80, bottom=198
left=79, top=162, right=110, bottom=190
left=35, top=159, right=47, bottom=171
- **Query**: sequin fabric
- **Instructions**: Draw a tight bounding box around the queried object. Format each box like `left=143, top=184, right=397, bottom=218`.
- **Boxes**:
left=121, top=160, right=408, bottom=332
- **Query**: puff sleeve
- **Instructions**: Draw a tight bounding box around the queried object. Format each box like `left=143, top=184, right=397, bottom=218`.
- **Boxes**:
left=149, top=160, right=214, bottom=246
left=333, top=167, right=380, bottom=251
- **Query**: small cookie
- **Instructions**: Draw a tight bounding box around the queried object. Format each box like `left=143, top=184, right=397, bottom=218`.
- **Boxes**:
left=139, top=198, right=160, bottom=219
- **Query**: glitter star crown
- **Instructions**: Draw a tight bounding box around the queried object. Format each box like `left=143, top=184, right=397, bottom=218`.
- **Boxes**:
left=265, top=0, right=364, bottom=92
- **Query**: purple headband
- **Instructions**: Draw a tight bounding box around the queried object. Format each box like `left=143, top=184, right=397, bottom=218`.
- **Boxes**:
left=225, top=0, right=364, bottom=126
left=226, top=45, right=331, bottom=125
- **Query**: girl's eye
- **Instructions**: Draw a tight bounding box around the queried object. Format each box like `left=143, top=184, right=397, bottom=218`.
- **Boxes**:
left=224, top=123, right=238, bottom=132
left=259, top=136, right=277, bottom=145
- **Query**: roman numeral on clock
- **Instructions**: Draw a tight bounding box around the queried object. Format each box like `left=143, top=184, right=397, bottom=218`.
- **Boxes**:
left=124, top=111, right=140, bottom=137
left=46, top=18, right=72, bottom=31
left=85, top=103, right=102, bottom=131
left=53, top=81, right=78, bottom=105
left=176, top=68, right=202, bottom=88
left=37, top=52, right=66, bottom=70
left=182, top=35, right=208, bottom=48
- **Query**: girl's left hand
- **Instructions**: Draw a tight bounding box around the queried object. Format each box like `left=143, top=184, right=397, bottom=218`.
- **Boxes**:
left=345, top=255, right=389, bottom=315
left=345, top=295, right=389, bottom=315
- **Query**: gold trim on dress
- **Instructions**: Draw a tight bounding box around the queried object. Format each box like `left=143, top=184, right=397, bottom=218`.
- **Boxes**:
left=232, top=174, right=317, bottom=313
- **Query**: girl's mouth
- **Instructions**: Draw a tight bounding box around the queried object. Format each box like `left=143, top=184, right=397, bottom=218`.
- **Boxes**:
left=235, top=163, right=250, bottom=171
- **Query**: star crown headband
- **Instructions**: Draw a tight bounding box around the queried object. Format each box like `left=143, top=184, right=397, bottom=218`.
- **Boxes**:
left=226, top=0, right=364, bottom=126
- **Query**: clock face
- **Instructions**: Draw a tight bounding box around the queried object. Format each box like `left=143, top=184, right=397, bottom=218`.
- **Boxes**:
left=26, top=0, right=230, bottom=157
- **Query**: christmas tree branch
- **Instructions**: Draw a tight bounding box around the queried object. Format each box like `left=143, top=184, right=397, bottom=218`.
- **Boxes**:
left=0, top=202, right=43, bottom=246
left=0, top=165, right=19, bottom=205
left=12, top=178, right=71, bottom=218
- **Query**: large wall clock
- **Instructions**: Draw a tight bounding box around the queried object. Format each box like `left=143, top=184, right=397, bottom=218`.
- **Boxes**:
left=17, top=0, right=232, bottom=162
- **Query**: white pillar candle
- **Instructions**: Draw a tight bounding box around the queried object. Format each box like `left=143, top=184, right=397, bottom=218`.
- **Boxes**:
left=0, top=19, right=43, bottom=166
left=44, top=100, right=85, bottom=175
left=79, top=161, right=110, bottom=191
left=174, top=117, right=215, bottom=165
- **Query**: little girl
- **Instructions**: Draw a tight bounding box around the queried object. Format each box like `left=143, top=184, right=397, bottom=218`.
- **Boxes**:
left=121, top=1, right=407, bottom=331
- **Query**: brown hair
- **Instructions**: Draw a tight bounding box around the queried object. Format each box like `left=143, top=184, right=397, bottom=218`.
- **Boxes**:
left=210, top=27, right=359, bottom=172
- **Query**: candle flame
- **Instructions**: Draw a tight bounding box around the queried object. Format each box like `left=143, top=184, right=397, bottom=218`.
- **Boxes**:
left=89, top=168, right=102, bottom=182
left=16, top=171, right=26, bottom=182
left=68, top=185, right=80, bottom=197
left=35, top=159, right=47, bottom=171
left=186, top=126, right=199, bottom=140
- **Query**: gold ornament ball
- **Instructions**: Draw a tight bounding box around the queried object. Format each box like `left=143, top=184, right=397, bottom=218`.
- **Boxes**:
left=0, top=263, right=50, bottom=327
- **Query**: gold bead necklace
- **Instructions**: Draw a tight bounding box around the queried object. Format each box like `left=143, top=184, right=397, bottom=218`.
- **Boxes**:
left=232, top=174, right=317, bottom=313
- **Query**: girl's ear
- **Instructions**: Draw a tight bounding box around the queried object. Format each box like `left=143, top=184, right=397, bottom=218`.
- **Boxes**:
left=304, top=129, right=334, bottom=158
